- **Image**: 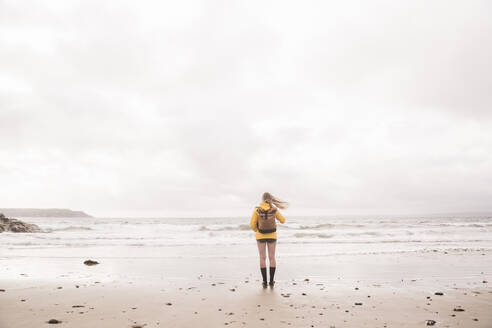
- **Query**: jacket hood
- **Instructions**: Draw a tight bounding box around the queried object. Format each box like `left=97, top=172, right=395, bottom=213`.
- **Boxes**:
left=259, top=202, right=271, bottom=210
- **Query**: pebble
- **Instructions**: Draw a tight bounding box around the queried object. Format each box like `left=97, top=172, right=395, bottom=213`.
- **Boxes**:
left=426, top=319, right=436, bottom=326
left=47, top=319, right=62, bottom=324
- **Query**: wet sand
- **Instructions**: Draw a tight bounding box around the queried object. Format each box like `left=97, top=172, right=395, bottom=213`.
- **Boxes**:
left=1, top=248, right=491, bottom=327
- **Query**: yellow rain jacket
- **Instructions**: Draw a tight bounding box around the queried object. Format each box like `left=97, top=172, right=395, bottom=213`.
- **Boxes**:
left=250, top=202, right=286, bottom=240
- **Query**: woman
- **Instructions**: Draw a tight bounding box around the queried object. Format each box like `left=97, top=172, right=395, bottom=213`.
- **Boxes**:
left=250, top=192, right=288, bottom=288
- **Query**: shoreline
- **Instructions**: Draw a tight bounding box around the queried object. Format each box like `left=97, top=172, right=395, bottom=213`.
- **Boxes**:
left=1, top=248, right=491, bottom=327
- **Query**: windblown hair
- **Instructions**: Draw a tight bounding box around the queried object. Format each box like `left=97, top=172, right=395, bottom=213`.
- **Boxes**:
left=262, top=192, right=289, bottom=210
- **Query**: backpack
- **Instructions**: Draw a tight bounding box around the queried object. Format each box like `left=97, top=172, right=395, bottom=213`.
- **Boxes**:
left=256, top=206, right=277, bottom=233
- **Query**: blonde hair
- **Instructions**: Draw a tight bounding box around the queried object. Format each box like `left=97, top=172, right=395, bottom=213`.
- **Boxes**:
left=262, top=192, right=289, bottom=209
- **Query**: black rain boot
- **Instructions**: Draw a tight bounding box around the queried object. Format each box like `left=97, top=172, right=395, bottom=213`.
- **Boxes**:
left=261, top=267, right=267, bottom=288
left=269, top=267, right=276, bottom=287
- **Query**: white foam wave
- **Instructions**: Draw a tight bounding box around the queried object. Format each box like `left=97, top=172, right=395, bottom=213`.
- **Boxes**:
left=44, top=226, right=93, bottom=232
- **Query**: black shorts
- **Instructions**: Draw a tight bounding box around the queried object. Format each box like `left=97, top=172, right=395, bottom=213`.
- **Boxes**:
left=258, top=238, right=276, bottom=243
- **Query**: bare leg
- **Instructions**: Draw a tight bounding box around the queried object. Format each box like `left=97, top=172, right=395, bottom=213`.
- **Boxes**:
left=267, top=241, right=277, bottom=267
left=257, top=241, right=268, bottom=286
left=257, top=240, right=267, bottom=268
left=267, top=241, right=277, bottom=285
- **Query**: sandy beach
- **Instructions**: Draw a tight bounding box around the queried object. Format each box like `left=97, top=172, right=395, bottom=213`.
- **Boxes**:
left=1, top=246, right=491, bottom=328
left=3, top=0, right=492, bottom=326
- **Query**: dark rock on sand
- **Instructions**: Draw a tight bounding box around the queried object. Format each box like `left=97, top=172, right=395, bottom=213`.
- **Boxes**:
left=47, top=319, right=62, bottom=324
left=0, top=289, right=5, bottom=292
left=0, top=214, right=41, bottom=233
left=83, top=260, right=99, bottom=266
left=434, top=292, right=444, bottom=296
left=354, top=302, right=363, bottom=306
left=426, top=319, right=436, bottom=326
left=453, top=308, right=465, bottom=312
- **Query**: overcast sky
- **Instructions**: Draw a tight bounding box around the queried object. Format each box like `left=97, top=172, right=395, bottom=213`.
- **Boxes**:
left=1, top=1, right=491, bottom=217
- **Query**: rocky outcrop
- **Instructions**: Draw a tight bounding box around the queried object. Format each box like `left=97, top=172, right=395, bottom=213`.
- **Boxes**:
left=0, top=213, right=42, bottom=233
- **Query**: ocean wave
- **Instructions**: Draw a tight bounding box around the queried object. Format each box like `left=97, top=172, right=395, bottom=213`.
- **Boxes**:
left=298, top=223, right=334, bottom=230
left=4, top=239, right=492, bottom=249
left=45, top=226, right=93, bottom=232
left=346, top=231, right=381, bottom=236
left=292, top=223, right=367, bottom=230
left=199, top=224, right=251, bottom=231
left=294, top=233, right=334, bottom=239
left=427, top=223, right=492, bottom=228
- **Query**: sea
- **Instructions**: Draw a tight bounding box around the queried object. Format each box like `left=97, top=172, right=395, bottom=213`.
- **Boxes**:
left=2, top=215, right=492, bottom=259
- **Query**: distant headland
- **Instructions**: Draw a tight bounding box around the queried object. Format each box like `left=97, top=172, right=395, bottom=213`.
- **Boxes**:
left=0, top=208, right=92, bottom=218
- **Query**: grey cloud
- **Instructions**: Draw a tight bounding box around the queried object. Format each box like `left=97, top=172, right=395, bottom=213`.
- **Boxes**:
left=1, top=1, right=491, bottom=216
